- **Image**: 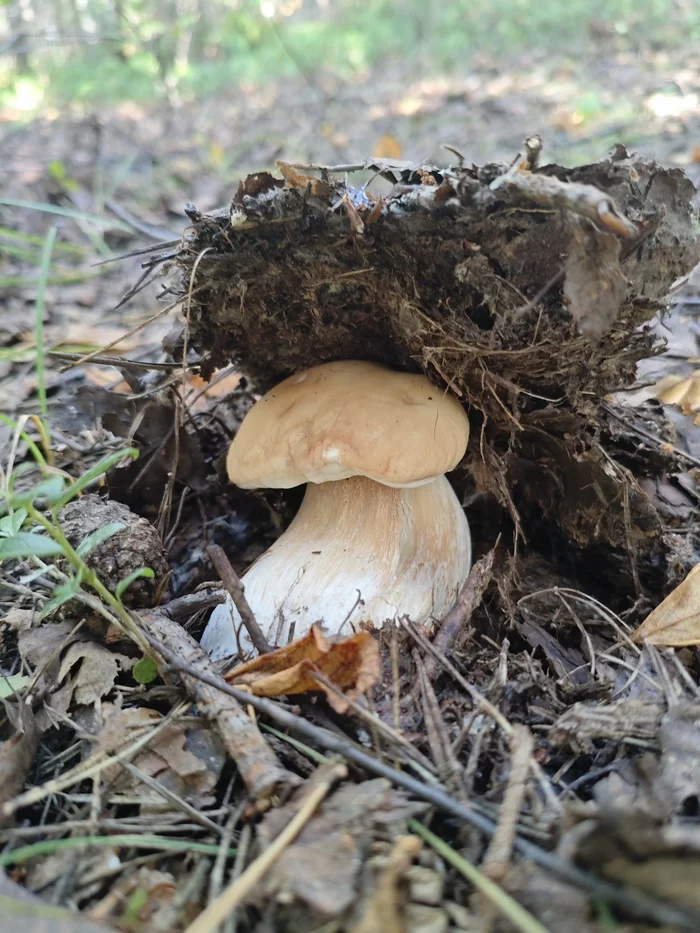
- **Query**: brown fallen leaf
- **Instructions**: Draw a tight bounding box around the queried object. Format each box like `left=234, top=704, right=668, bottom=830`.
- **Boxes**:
left=632, top=563, right=700, bottom=646
left=653, top=370, right=700, bottom=415
left=225, top=625, right=380, bottom=713
left=257, top=778, right=425, bottom=917
left=19, top=624, right=133, bottom=722
left=89, top=867, right=179, bottom=926
left=276, top=161, right=332, bottom=198
left=91, top=702, right=224, bottom=807
left=0, top=702, right=40, bottom=827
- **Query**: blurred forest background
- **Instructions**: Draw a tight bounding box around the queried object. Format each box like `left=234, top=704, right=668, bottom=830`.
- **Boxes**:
left=3, top=0, right=700, bottom=168
left=2, top=0, right=700, bottom=400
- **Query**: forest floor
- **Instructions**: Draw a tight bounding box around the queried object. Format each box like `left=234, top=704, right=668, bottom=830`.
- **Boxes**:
left=2, top=41, right=700, bottom=933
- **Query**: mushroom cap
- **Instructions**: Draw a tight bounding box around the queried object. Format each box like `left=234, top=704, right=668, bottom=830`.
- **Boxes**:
left=227, top=360, right=470, bottom=489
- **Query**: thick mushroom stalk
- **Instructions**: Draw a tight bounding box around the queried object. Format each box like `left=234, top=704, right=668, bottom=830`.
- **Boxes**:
left=201, top=474, right=471, bottom=660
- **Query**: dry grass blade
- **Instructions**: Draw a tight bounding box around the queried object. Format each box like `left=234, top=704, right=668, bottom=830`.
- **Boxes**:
left=184, top=763, right=347, bottom=933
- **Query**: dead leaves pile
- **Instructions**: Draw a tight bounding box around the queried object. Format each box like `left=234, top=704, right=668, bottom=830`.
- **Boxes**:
left=225, top=624, right=381, bottom=713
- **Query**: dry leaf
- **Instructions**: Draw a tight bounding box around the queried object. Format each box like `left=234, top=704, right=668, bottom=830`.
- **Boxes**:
left=653, top=370, right=700, bottom=415
left=0, top=703, right=40, bottom=827
left=3, top=608, right=37, bottom=633
left=373, top=134, right=403, bottom=160
left=19, top=624, right=133, bottom=719
left=92, top=703, right=224, bottom=806
left=57, top=640, right=133, bottom=708
left=257, top=778, right=424, bottom=917
left=225, top=625, right=380, bottom=713
left=89, top=867, right=178, bottom=926
left=276, top=161, right=332, bottom=198
left=632, top=563, right=700, bottom=645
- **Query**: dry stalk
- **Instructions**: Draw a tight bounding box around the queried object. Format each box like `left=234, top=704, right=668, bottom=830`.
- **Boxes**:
left=185, top=763, right=347, bottom=933
left=138, top=608, right=297, bottom=799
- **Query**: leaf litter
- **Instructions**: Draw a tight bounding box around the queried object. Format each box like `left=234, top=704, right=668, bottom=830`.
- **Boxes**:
left=1, top=113, right=700, bottom=933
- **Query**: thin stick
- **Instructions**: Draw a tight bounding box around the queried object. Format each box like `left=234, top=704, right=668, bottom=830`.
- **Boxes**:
left=207, top=544, right=271, bottom=654
left=427, top=547, right=495, bottom=678
left=401, top=619, right=561, bottom=814
left=481, top=725, right=535, bottom=880
left=58, top=296, right=190, bottom=373
left=185, top=764, right=346, bottom=933
left=139, top=609, right=296, bottom=799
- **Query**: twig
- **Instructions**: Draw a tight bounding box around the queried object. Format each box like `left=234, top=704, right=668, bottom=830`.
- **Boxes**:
left=58, top=295, right=191, bottom=373
left=481, top=725, right=535, bottom=881
left=2, top=701, right=189, bottom=817
left=207, top=544, right=271, bottom=655
left=138, top=609, right=297, bottom=799
left=603, top=402, right=700, bottom=469
left=138, top=627, right=700, bottom=931
left=162, top=586, right=226, bottom=621
left=184, top=763, right=346, bottom=933
left=428, top=547, right=496, bottom=675
left=401, top=619, right=561, bottom=813
left=416, top=654, right=466, bottom=798
left=208, top=801, right=244, bottom=907
left=105, top=197, right=179, bottom=241
left=48, top=351, right=183, bottom=370
left=226, top=821, right=252, bottom=933
left=490, top=165, right=638, bottom=238
left=118, top=759, right=222, bottom=834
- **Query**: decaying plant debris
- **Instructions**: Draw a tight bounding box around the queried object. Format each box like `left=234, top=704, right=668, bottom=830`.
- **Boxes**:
left=147, top=144, right=700, bottom=578
left=3, top=139, right=700, bottom=933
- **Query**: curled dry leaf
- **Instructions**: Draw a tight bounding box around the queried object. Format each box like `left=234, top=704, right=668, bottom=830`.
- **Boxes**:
left=632, top=563, right=700, bottom=646
left=225, top=624, right=381, bottom=713
left=277, top=161, right=332, bottom=198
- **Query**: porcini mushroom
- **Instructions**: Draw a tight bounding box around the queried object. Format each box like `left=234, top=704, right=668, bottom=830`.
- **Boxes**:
left=201, top=360, right=471, bottom=660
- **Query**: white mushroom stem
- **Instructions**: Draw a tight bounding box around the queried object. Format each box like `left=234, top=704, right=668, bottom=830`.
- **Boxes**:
left=201, top=474, right=471, bottom=660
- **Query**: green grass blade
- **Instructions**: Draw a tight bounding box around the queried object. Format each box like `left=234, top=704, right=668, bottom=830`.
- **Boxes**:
left=0, top=835, right=236, bottom=868
left=53, top=448, right=139, bottom=509
left=115, top=567, right=154, bottom=601
left=0, top=198, right=132, bottom=232
left=76, top=521, right=125, bottom=557
left=409, top=820, right=552, bottom=933
left=0, top=414, right=47, bottom=469
left=34, top=226, right=58, bottom=423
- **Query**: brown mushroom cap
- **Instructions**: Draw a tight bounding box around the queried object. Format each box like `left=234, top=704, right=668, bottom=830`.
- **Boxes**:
left=227, top=360, right=470, bottom=489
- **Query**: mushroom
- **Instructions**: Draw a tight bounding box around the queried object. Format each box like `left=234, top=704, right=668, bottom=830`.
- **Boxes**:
left=201, top=360, right=471, bottom=660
